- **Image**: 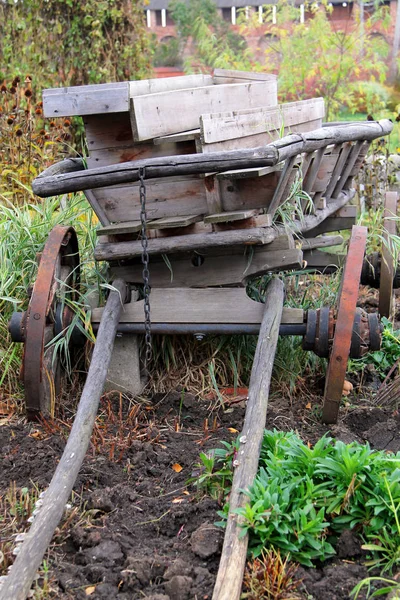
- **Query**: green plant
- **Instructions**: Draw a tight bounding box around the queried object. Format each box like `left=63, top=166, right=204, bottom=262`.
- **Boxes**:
left=242, top=547, right=302, bottom=600
left=0, top=0, right=152, bottom=88
left=189, top=440, right=237, bottom=502
left=0, top=194, right=106, bottom=401
left=209, top=430, right=400, bottom=571
left=349, top=317, right=400, bottom=379
left=351, top=575, right=400, bottom=599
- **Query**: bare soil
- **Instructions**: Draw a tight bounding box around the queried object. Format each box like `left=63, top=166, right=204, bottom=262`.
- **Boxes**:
left=1, top=378, right=400, bottom=600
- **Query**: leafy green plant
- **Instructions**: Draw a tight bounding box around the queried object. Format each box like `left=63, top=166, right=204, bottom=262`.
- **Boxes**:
left=189, top=440, right=237, bottom=502
left=349, top=317, right=400, bottom=379
left=208, top=430, right=400, bottom=571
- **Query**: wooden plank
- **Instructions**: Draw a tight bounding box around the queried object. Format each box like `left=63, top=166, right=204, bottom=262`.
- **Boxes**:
left=110, top=247, right=302, bottom=287
left=266, top=156, right=298, bottom=216
left=84, top=113, right=134, bottom=151
left=212, top=279, right=284, bottom=600
left=334, top=205, right=357, bottom=217
left=216, top=165, right=282, bottom=180
left=213, top=68, right=277, bottom=84
left=94, top=227, right=278, bottom=261
left=200, top=98, right=325, bottom=144
left=204, top=209, right=259, bottom=224
left=91, top=286, right=300, bottom=325
left=86, top=140, right=197, bottom=169
left=130, top=81, right=278, bottom=142
left=199, top=120, right=323, bottom=154
left=93, top=177, right=208, bottom=222
left=303, top=250, right=343, bottom=270
left=96, top=221, right=141, bottom=236
left=43, top=76, right=214, bottom=118
left=213, top=214, right=272, bottom=231
left=300, top=235, right=344, bottom=250
left=153, top=129, right=200, bottom=145
left=129, top=74, right=213, bottom=98
left=43, top=83, right=130, bottom=118
left=147, top=215, right=203, bottom=229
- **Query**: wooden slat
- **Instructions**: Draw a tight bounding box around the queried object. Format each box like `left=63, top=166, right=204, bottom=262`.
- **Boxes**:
left=204, top=174, right=223, bottom=214
left=129, top=81, right=278, bottom=142
left=324, top=143, right=353, bottom=200
left=300, top=235, right=344, bottom=250
left=128, top=74, right=213, bottom=97
left=200, top=98, right=325, bottom=145
left=204, top=210, right=259, bottom=224
left=216, top=165, right=282, bottom=180
left=213, top=214, right=272, bottom=230
left=147, top=215, right=203, bottom=229
left=266, top=156, right=298, bottom=215
left=110, top=247, right=302, bottom=287
left=303, top=216, right=356, bottom=236
left=199, top=120, right=324, bottom=154
left=43, top=76, right=214, bottom=118
left=43, top=83, right=130, bottom=118
left=93, top=176, right=207, bottom=222
left=96, top=220, right=141, bottom=236
left=153, top=129, right=200, bottom=145
left=213, top=68, right=277, bottom=84
left=91, top=288, right=304, bottom=324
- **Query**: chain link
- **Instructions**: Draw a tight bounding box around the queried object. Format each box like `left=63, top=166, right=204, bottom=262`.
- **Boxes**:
left=139, top=167, right=152, bottom=366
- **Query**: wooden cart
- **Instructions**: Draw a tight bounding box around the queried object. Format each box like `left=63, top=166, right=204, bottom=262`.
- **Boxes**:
left=3, top=70, right=396, bottom=600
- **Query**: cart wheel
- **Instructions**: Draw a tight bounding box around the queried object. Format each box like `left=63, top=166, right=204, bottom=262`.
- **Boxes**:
left=322, top=225, right=367, bottom=424
left=22, top=225, right=80, bottom=420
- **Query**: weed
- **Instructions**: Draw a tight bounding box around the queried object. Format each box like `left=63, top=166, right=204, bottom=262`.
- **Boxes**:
left=242, top=547, right=302, bottom=600
left=189, top=440, right=238, bottom=502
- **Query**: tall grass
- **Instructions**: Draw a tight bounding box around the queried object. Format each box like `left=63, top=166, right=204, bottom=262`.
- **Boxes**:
left=0, top=195, right=105, bottom=401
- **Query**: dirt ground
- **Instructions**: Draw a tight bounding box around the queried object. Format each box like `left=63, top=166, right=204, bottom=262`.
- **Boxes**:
left=1, top=287, right=400, bottom=600
left=1, top=376, right=400, bottom=600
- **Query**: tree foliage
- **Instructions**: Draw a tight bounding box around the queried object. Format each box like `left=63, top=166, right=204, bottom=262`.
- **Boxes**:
left=241, top=1, right=390, bottom=119
left=169, top=0, right=252, bottom=71
left=0, top=0, right=152, bottom=87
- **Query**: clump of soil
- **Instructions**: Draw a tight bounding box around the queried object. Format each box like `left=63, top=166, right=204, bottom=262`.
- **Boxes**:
left=1, top=387, right=399, bottom=599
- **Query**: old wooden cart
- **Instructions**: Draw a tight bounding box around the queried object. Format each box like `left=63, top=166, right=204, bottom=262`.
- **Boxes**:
left=2, top=70, right=396, bottom=600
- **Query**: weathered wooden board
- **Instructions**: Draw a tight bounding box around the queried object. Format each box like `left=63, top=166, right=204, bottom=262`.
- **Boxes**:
left=93, top=176, right=208, bottom=222
left=199, top=119, right=324, bottom=154
left=43, top=82, right=130, bottom=118
left=153, top=130, right=200, bottom=145
left=96, top=221, right=142, bottom=236
left=219, top=172, right=280, bottom=212
left=43, top=75, right=213, bottom=118
left=84, top=113, right=197, bottom=168
left=91, top=288, right=303, bottom=324
left=147, top=214, right=203, bottom=229
left=129, top=81, right=278, bottom=142
left=213, top=68, right=277, bottom=85
left=200, top=98, right=325, bottom=145
left=204, top=209, right=259, bottom=224
left=110, top=247, right=302, bottom=287
left=87, top=140, right=197, bottom=169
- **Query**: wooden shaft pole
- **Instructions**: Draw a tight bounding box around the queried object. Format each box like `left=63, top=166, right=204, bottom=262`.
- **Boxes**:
left=212, top=278, right=284, bottom=600
left=0, top=280, right=128, bottom=600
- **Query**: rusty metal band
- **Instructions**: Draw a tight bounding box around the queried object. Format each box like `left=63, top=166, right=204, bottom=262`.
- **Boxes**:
left=23, top=225, right=79, bottom=418
left=322, top=225, right=368, bottom=424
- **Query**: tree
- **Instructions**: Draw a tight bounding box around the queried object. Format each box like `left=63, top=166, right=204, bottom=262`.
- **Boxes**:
left=0, top=0, right=153, bottom=87
left=168, top=0, right=252, bottom=71
left=244, top=1, right=390, bottom=119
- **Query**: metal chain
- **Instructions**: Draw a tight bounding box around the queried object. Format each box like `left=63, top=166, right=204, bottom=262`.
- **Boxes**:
left=139, top=167, right=152, bottom=366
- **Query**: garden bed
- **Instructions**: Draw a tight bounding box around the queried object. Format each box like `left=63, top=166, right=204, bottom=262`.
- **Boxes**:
left=1, top=371, right=400, bottom=599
